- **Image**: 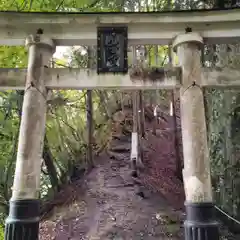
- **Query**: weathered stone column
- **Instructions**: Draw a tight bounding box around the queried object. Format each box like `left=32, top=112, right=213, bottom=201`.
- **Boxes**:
left=5, top=33, right=55, bottom=240
left=172, top=32, right=219, bottom=240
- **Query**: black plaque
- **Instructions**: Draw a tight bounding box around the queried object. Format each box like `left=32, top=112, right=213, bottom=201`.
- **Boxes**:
left=97, top=26, right=128, bottom=74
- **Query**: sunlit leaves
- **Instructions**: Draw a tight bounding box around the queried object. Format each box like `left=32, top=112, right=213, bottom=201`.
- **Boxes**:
left=0, top=46, right=27, bottom=68
left=0, top=0, right=117, bottom=12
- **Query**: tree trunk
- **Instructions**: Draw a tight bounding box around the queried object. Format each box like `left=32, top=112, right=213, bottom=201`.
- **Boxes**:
left=131, top=91, right=144, bottom=175
left=153, top=104, right=161, bottom=136
left=137, top=91, right=144, bottom=164
left=138, top=90, right=145, bottom=138
left=168, top=43, right=182, bottom=180
left=86, top=89, right=94, bottom=169
left=97, top=90, right=111, bottom=119
left=86, top=47, right=94, bottom=169
left=131, top=90, right=138, bottom=174
left=132, top=91, right=138, bottom=133
left=42, top=136, right=59, bottom=192
left=171, top=90, right=182, bottom=180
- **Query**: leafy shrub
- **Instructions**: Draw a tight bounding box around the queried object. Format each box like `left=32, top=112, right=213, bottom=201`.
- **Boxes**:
left=0, top=224, right=4, bottom=240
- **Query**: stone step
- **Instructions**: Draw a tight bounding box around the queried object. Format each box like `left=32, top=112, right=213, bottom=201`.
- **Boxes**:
left=110, top=144, right=131, bottom=153
left=107, top=151, right=127, bottom=161
left=112, top=135, right=131, bottom=142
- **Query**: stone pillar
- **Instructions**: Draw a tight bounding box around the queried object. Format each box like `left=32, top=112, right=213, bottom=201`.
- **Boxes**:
left=5, top=33, right=55, bottom=240
left=172, top=32, right=219, bottom=240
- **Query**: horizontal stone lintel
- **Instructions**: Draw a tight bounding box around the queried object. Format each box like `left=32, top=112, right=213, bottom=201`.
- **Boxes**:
left=0, top=67, right=181, bottom=90
left=0, top=67, right=239, bottom=90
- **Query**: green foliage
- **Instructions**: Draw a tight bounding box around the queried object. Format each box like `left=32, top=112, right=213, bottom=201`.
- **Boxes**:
left=0, top=0, right=127, bottom=12
left=205, top=88, right=240, bottom=219
left=0, top=91, right=22, bottom=213
left=0, top=47, right=27, bottom=68
left=0, top=224, right=4, bottom=240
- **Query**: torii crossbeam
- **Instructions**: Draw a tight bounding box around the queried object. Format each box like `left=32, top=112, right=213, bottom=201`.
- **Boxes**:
left=0, top=67, right=239, bottom=89
left=1, top=8, right=240, bottom=240
left=0, top=8, right=240, bottom=46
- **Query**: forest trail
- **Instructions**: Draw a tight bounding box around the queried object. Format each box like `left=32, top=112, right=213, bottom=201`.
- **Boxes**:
left=39, top=112, right=186, bottom=240
left=39, top=107, right=237, bottom=240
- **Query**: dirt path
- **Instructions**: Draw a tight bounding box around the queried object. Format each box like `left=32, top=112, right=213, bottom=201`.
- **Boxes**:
left=39, top=111, right=187, bottom=240
left=39, top=111, right=238, bottom=240
left=40, top=150, right=184, bottom=240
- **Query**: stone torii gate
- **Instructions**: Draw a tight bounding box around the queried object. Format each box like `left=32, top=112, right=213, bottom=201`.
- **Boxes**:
left=1, top=8, right=240, bottom=240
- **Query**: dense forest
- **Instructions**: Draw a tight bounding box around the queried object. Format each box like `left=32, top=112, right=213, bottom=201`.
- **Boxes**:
left=0, top=0, right=240, bottom=239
